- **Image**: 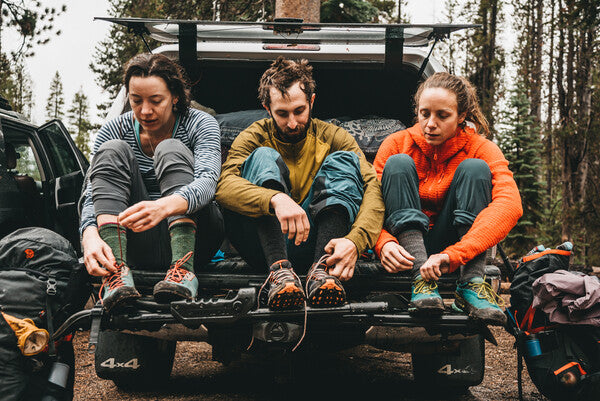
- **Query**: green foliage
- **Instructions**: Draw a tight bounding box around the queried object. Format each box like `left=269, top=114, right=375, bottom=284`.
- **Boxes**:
left=67, top=89, right=94, bottom=158
left=45, top=71, right=64, bottom=120
left=0, top=56, right=33, bottom=118
left=0, top=1, right=66, bottom=58
left=321, top=0, right=379, bottom=23
left=497, top=84, right=544, bottom=256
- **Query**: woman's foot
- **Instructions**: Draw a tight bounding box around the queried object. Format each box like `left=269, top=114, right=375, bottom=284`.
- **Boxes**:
left=453, top=277, right=506, bottom=326
left=100, top=264, right=141, bottom=312
left=408, top=275, right=445, bottom=315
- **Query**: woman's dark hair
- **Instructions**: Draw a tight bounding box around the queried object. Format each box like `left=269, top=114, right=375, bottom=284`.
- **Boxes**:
left=258, top=56, right=316, bottom=107
left=123, top=53, right=191, bottom=115
left=414, top=72, right=490, bottom=137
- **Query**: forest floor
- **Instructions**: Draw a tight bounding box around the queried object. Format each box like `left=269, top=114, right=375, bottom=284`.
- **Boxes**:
left=72, top=315, right=547, bottom=400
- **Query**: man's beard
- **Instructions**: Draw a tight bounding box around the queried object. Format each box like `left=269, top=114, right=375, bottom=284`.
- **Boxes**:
left=272, top=106, right=312, bottom=144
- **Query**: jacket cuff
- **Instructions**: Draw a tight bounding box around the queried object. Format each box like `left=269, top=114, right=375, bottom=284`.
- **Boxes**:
left=444, top=251, right=462, bottom=273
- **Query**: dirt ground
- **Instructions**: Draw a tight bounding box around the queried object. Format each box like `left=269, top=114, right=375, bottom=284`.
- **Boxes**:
left=72, top=325, right=546, bottom=401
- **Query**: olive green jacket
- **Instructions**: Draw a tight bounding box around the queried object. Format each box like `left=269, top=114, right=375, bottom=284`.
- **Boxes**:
left=216, top=118, right=384, bottom=253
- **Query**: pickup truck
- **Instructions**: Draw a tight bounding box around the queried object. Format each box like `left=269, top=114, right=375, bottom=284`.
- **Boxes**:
left=1, top=18, right=503, bottom=395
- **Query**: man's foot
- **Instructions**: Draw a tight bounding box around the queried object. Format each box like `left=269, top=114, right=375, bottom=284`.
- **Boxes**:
left=306, top=259, right=346, bottom=307
left=453, top=277, right=507, bottom=326
left=100, top=264, right=141, bottom=312
left=154, top=253, right=199, bottom=303
left=261, top=260, right=305, bottom=310
left=408, top=275, right=445, bottom=315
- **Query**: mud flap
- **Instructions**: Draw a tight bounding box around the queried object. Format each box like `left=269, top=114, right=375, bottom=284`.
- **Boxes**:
left=411, top=334, right=485, bottom=391
left=94, top=330, right=175, bottom=388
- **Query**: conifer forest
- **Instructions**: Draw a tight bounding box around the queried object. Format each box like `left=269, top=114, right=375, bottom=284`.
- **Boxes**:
left=1, top=0, right=599, bottom=265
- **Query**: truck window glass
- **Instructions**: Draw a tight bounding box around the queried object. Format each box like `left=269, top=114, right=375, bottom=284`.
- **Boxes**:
left=37, top=123, right=79, bottom=177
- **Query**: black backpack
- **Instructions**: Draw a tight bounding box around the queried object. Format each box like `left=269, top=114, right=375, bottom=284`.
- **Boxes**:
left=506, top=243, right=600, bottom=401
left=0, top=227, right=91, bottom=401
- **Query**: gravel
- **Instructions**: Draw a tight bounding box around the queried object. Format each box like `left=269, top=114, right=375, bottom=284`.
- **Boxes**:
left=73, top=325, right=546, bottom=400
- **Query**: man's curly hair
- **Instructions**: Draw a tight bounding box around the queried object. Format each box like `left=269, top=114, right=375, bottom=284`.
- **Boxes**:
left=258, top=56, right=316, bottom=107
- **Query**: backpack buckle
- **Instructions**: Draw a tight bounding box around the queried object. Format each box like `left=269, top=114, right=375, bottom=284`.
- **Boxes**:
left=46, top=279, right=57, bottom=296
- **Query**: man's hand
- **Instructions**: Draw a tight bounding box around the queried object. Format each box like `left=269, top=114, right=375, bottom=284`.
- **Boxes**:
left=324, top=238, right=358, bottom=281
left=380, top=241, right=415, bottom=273
left=270, top=193, right=310, bottom=246
left=82, top=226, right=116, bottom=277
left=420, top=253, right=450, bottom=281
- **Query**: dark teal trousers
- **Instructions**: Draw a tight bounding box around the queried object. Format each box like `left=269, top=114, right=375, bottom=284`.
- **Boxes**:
left=381, top=154, right=492, bottom=278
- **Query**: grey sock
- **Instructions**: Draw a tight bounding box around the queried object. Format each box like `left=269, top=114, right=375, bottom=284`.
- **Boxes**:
left=457, top=225, right=488, bottom=283
left=397, top=230, right=428, bottom=279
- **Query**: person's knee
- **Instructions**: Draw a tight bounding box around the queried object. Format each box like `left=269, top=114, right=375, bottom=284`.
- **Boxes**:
left=155, top=138, right=187, bottom=159
left=382, top=154, right=415, bottom=178
left=322, top=151, right=361, bottom=175
left=456, top=159, right=491, bottom=182
left=250, top=146, right=281, bottom=160
left=96, top=139, right=132, bottom=158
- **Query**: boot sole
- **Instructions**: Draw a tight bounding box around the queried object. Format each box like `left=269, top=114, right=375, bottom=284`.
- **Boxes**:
left=102, top=287, right=141, bottom=312
left=153, top=281, right=194, bottom=304
left=308, top=278, right=346, bottom=307
left=408, top=298, right=445, bottom=315
left=268, top=282, right=305, bottom=310
left=454, top=295, right=507, bottom=326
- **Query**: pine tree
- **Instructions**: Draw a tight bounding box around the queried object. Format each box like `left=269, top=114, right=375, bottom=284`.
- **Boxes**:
left=45, top=71, right=64, bottom=120
left=498, top=84, right=544, bottom=254
left=321, top=0, right=379, bottom=22
left=67, top=89, right=93, bottom=158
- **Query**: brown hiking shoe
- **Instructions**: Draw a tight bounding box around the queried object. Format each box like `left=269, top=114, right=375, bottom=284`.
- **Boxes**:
left=260, top=260, right=305, bottom=310
left=305, top=258, right=346, bottom=307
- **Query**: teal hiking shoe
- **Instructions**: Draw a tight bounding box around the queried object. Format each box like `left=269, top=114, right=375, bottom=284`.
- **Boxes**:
left=153, top=252, right=199, bottom=303
left=453, top=277, right=507, bottom=326
left=408, top=275, right=445, bottom=315
left=100, top=264, right=141, bottom=312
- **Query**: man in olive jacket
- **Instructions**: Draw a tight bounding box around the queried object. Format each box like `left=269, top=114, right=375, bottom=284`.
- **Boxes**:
left=216, top=57, right=384, bottom=310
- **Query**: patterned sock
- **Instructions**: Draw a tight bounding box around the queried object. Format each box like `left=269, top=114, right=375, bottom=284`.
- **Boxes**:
left=169, top=221, right=196, bottom=272
left=98, top=223, right=127, bottom=267
left=397, top=230, right=428, bottom=280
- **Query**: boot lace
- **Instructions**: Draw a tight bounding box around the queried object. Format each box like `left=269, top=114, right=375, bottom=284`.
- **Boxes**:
left=99, top=262, right=125, bottom=302
left=467, top=278, right=505, bottom=307
left=305, top=254, right=331, bottom=294
left=165, top=252, right=194, bottom=283
left=413, top=277, right=438, bottom=295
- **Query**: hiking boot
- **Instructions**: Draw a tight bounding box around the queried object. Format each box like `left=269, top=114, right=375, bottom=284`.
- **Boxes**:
left=453, top=277, right=507, bottom=326
left=408, top=275, right=445, bottom=315
left=306, top=259, right=346, bottom=307
left=153, top=252, right=198, bottom=303
left=260, top=260, right=305, bottom=310
left=100, top=264, right=141, bottom=312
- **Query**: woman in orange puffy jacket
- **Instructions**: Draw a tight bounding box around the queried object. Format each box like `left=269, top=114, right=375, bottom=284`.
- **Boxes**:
left=373, top=72, right=522, bottom=326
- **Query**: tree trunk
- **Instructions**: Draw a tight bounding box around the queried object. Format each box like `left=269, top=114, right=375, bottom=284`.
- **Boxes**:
left=275, top=0, right=319, bottom=22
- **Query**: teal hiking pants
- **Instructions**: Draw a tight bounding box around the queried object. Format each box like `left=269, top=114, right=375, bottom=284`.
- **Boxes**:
left=381, top=154, right=492, bottom=279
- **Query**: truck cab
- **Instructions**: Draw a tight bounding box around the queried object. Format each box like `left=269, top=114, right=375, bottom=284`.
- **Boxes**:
left=0, top=105, right=88, bottom=252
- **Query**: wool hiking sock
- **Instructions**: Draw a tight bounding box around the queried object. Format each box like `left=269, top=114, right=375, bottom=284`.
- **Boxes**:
left=257, top=215, right=288, bottom=268
left=313, top=207, right=349, bottom=262
left=98, top=222, right=127, bottom=267
left=169, top=221, right=197, bottom=272
left=456, top=225, right=487, bottom=283
left=396, top=229, right=428, bottom=279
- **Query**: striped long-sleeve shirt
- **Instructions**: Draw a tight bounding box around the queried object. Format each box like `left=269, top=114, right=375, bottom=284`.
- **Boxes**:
left=79, top=109, right=221, bottom=235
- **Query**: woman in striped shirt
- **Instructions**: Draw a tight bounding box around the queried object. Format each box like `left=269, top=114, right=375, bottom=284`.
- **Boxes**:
left=80, top=53, right=223, bottom=311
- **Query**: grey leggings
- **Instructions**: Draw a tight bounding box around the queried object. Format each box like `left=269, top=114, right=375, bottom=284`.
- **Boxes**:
left=89, top=139, right=223, bottom=271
